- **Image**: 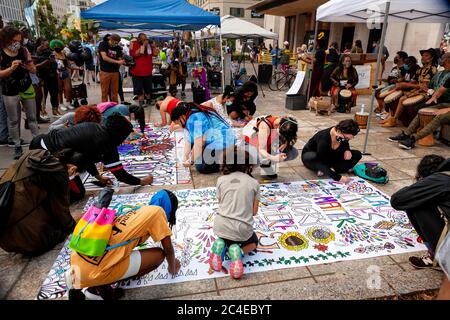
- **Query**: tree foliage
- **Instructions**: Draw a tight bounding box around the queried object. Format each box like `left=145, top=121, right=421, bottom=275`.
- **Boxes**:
left=36, top=0, right=69, bottom=40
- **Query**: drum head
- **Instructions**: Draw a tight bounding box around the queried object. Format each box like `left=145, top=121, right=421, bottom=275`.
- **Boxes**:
left=380, top=84, right=395, bottom=93
left=419, top=107, right=438, bottom=115
left=340, top=89, right=352, bottom=98
left=404, top=95, right=425, bottom=107
left=384, top=91, right=402, bottom=103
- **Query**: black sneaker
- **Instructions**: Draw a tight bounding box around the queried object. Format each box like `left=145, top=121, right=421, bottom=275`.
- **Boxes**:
left=0, top=140, right=8, bottom=147
left=387, top=131, right=409, bottom=142
left=83, top=285, right=124, bottom=300
left=399, top=136, right=416, bottom=150
left=8, top=139, right=29, bottom=148
left=38, top=117, right=50, bottom=124
left=408, top=254, right=441, bottom=270
left=14, top=146, right=23, bottom=160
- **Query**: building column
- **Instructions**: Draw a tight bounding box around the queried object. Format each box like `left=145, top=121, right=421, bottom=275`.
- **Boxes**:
left=294, top=14, right=306, bottom=50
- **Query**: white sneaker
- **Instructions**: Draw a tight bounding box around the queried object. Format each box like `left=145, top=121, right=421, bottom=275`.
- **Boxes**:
left=67, top=104, right=75, bottom=110
left=59, top=104, right=68, bottom=111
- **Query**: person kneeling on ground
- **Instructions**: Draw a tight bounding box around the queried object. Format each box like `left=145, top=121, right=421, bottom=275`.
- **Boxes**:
left=243, top=115, right=299, bottom=179
left=170, top=102, right=236, bottom=174
left=67, top=189, right=180, bottom=300
left=302, top=119, right=362, bottom=183
left=30, top=114, right=153, bottom=187
left=154, top=95, right=184, bottom=131
left=391, top=155, right=450, bottom=270
left=48, top=104, right=102, bottom=132
left=0, top=149, right=85, bottom=256
left=227, top=81, right=258, bottom=122
left=99, top=102, right=146, bottom=134
left=209, top=148, right=259, bottom=279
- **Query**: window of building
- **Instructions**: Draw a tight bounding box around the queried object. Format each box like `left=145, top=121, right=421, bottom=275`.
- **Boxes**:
left=230, top=7, right=244, bottom=18
left=251, top=10, right=264, bottom=18
left=210, top=7, right=220, bottom=15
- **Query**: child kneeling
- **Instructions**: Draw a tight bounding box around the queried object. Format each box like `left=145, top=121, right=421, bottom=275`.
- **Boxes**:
left=209, top=148, right=260, bottom=279
left=67, top=189, right=180, bottom=300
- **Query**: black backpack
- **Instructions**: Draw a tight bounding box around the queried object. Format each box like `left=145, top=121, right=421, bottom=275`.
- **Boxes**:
left=0, top=155, right=28, bottom=234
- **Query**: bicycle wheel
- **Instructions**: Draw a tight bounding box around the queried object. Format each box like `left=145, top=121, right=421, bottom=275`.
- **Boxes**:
left=268, top=72, right=282, bottom=91
left=277, top=73, right=295, bottom=91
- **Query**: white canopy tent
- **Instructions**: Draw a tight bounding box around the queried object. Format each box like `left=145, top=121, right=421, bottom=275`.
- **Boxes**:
left=312, top=0, right=450, bottom=154
left=196, top=15, right=278, bottom=40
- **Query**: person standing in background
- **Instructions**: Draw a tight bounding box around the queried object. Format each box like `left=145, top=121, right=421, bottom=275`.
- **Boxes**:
left=98, top=34, right=124, bottom=102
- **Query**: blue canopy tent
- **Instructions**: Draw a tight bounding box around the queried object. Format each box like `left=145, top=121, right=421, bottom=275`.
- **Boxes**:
left=80, top=0, right=221, bottom=31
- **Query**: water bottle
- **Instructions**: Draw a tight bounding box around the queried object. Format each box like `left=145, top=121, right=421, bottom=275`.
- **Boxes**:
left=360, top=104, right=365, bottom=114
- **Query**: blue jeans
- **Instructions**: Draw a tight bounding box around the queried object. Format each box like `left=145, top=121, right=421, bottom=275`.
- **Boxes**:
left=0, top=87, right=9, bottom=142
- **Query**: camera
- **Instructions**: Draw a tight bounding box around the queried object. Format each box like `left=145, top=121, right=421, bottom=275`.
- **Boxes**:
left=122, top=54, right=135, bottom=67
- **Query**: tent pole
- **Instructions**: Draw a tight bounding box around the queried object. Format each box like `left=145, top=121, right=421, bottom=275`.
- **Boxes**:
left=362, top=0, right=390, bottom=155
left=306, top=16, right=319, bottom=104
left=219, top=27, right=225, bottom=91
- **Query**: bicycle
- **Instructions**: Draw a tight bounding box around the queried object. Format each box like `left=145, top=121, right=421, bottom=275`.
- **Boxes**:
left=268, top=66, right=296, bottom=91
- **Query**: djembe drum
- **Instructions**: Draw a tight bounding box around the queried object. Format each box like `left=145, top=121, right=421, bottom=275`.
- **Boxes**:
left=378, top=84, right=396, bottom=99
left=417, top=107, right=438, bottom=146
left=337, top=89, right=352, bottom=113
left=384, top=91, right=403, bottom=113
left=355, top=112, right=369, bottom=129
left=375, top=84, right=396, bottom=112
left=403, top=94, right=426, bottom=108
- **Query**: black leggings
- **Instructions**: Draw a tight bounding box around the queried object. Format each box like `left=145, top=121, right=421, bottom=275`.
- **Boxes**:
left=43, top=75, right=59, bottom=109
left=302, top=149, right=362, bottom=181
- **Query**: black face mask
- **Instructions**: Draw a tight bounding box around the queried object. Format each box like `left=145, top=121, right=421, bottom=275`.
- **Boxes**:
left=394, top=58, right=399, bottom=64
left=54, top=48, right=62, bottom=53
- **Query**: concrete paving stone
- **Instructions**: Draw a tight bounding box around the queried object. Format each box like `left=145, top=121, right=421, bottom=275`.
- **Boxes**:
left=388, top=251, right=428, bottom=264
left=383, top=158, right=422, bottom=178
left=0, top=253, right=30, bottom=300
left=375, top=178, right=415, bottom=196
left=307, top=256, right=398, bottom=276
left=122, top=279, right=217, bottom=300
left=291, top=166, right=321, bottom=180
left=364, top=144, right=418, bottom=160
left=215, top=266, right=311, bottom=290
left=5, top=249, right=60, bottom=300
left=381, top=266, right=444, bottom=295
left=164, top=292, right=220, bottom=300
left=217, top=277, right=317, bottom=300
left=312, top=265, right=397, bottom=299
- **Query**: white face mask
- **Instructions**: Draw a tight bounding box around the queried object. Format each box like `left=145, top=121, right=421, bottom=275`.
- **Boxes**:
left=23, top=38, right=29, bottom=45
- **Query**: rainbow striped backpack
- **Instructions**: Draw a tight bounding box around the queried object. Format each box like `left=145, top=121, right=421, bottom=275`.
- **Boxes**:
left=68, top=206, right=117, bottom=256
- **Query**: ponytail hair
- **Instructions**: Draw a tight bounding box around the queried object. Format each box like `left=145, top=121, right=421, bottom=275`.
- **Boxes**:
left=279, top=117, right=298, bottom=151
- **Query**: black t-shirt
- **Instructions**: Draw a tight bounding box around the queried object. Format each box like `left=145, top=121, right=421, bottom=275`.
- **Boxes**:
left=98, top=41, right=122, bottom=73
left=0, top=47, right=32, bottom=96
